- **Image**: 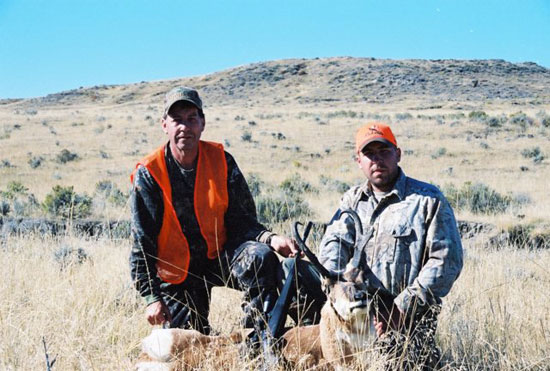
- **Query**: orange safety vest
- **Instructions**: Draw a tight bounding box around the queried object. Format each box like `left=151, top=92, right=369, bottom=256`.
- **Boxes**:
left=130, top=141, right=228, bottom=284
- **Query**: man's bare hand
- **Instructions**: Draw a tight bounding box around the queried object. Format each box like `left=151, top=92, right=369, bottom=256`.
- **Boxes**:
left=373, top=304, right=404, bottom=337
left=146, top=300, right=172, bottom=326
left=270, top=235, right=300, bottom=257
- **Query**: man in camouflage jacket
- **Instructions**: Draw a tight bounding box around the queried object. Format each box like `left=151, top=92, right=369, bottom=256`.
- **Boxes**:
left=293, top=122, right=463, bottom=368
left=130, top=87, right=298, bottom=334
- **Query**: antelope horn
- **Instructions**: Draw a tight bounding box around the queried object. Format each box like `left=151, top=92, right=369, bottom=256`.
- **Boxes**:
left=339, top=209, right=374, bottom=269
left=338, top=210, right=396, bottom=303
left=293, top=221, right=339, bottom=280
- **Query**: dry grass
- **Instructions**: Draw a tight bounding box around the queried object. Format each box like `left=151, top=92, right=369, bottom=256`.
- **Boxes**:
left=0, top=234, right=142, bottom=370
left=1, top=234, right=548, bottom=370
left=1, top=100, right=549, bottom=227
left=438, top=242, right=550, bottom=369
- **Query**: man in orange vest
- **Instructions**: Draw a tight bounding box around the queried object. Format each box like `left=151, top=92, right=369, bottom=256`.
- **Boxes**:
left=130, top=87, right=299, bottom=334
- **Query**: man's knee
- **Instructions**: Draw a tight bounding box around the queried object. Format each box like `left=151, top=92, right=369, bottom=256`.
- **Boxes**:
left=232, top=241, right=281, bottom=287
left=244, top=241, right=279, bottom=268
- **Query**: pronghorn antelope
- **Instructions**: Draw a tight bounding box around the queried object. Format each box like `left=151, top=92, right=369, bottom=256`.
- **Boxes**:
left=281, top=209, right=396, bottom=369
left=135, top=210, right=394, bottom=370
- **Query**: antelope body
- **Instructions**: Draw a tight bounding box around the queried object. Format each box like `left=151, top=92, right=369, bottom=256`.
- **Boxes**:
left=135, top=329, right=247, bottom=371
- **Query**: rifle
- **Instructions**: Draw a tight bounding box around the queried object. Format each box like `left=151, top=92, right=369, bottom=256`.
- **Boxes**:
left=248, top=222, right=311, bottom=368
left=266, top=221, right=311, bottom=339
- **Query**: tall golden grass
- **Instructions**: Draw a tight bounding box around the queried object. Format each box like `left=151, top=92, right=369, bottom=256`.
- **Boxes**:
left=1, top=232, right=548, bottom=370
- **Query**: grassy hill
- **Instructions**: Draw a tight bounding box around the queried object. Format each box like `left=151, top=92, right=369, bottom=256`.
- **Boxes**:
left=1, top=57, right=549, bottom=232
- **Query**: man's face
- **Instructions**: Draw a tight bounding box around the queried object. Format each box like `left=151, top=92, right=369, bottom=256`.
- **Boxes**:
left=162, top=104, right=205, bottom=154
left=356, top=141, right=401, bottom=192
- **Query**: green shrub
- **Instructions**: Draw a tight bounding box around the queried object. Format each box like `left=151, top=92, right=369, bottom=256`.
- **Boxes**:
left=394, top=112, right=413, bottom=121
left=56, top=149, right=79, bottom=164
left=442, top=182, right=528, bottom=215
left=1, top=159, right=14, bottom=168
left=509, top=112, right=534, bottom=131
left=2, top=181, right=28, bottom=198
left=485, top=116, right=502, bottom=128
left=521, top=147, right=545, bottom=164
left=28, top=155, right=44, bottom=169
left=241, top=131, right=252, bottom=142
left=280, top=173, right=318, bottom=195
left=42, top=185, right=92, bottom=219
left=319, top=175, right=350, bottom=193
left=272, top=132, right=286, bottom=140
left=327, top=110, right=359, bottom=119
left=94, top=181, right=127, bottom=208
left=431, top=147, right=447, bottom=159
left=0, top=181, right=39, bottom=217
left=446, top=112, right=466, bottom=120
left=246, top=173, right=264, bottom=198
left=255, top=192, right=312, bottom=226
left=468, top=111, right=488, bottom=121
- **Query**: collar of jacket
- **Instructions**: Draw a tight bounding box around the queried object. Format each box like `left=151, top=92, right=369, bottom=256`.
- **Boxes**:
left=361, top=167, right=407, bottom=201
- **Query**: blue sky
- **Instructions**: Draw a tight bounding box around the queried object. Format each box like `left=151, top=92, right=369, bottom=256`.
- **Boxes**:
left=1, top=0, right=549, bottom=99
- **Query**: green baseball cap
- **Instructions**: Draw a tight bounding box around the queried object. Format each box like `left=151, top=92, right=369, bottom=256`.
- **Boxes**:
left=163, top=87, right=203, bottom=117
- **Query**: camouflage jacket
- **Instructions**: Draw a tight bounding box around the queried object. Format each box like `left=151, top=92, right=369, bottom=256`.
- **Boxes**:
left=319, top=169, right=463, bottom=314
left=130, top=143, right=271, bottom=304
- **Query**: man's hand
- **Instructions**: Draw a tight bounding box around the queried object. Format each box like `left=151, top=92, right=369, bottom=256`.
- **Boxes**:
left=373, top=304, right=404, bottom=337
left=270, top=235, right=300, bottom=257
left=146, top=300, right=172, bottom=326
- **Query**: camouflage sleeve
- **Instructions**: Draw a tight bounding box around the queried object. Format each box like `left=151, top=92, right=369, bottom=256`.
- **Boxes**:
left=224, top=152, right=269, bottom=248
left=318, top=186, right=362, bottom=273
left=129, top=165, right=163, bottom=305
left=394, top=195, right=464, bottom=314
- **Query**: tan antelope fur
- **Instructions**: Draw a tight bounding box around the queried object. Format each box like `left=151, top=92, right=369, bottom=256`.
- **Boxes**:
left=281, top=264, right=377, bottom=369
left=280, top=323, right=323, bottom=368
left=135, top=328, right=249, bottom=371
left=135, top=325, right=324, bottom=370
left=319, top=265, right=377, bottom=367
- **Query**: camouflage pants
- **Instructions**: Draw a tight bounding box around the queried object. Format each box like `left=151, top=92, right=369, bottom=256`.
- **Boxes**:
left=160, top=241, right=282, bottom=334
left=376, top=305, right=442, bottom=371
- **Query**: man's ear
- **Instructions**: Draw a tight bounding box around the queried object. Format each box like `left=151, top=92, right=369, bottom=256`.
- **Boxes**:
left=355, top=152, right=362, bottom=167
left=396, top=147, right=401, bottom=163
left=200, top=115, right=206, bottom=132
left=161, top=118, right=169, bottom=134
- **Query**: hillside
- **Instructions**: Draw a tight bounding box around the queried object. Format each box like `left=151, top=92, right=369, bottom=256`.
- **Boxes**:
left=2, top=57, right=550, bottom=109
left=0, top=57, right=549, bottom=240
